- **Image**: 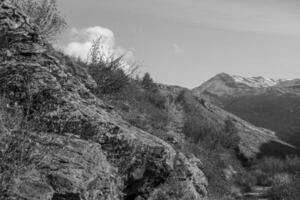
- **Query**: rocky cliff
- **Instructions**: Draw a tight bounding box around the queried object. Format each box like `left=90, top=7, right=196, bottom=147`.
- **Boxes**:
left=0, top=1, right=207, bottom=199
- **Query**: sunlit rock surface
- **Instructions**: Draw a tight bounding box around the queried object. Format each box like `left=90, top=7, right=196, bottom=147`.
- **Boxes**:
left=0, top=1, right=207, bottom=199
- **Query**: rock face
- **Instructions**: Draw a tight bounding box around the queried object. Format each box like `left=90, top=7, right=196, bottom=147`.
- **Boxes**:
left=0, top=1, right=207, bottom=200
left=4, top=132, right=121, bottom=200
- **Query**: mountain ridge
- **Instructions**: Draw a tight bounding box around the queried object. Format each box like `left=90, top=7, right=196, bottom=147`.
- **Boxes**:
left=193, top=72, right=300, bottom=149
left=194, top=72, right=300, bottom=95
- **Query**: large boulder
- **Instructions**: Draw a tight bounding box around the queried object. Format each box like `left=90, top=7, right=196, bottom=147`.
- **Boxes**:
left=1, top=132, right=121, bottom=200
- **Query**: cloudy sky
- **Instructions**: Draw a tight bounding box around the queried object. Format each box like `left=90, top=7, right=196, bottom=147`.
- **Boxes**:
left=57, top=0, right=300, bottom=88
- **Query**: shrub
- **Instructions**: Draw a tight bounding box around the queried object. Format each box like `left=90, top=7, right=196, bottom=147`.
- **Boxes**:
left=145, top=89, right=166, bottom=109
left=238, top=156, right=300, bottom=200
left=9, top=0, right=66, bottom=40
left=147, top=106, right=168, bottom=129
left=182, top=115, right=214, bottom=143
left=141, top=72, right=155, bottom=90
left=222, top=119, right=240, bottom=149
left=127, top=114, right=148, bottom=130
left=175, top=90, right=196, bottom=114
left=175, top=90, right=185, bottom=104
left=87, top=37, right=137, bottom=95
left=103, top=80, right=168, bottom=132
left=234, top=171, right=257, bottom=192
left=254, top=156, right=300, bottom=176
left=253, top=169, right=272, bottom=186
left=88, top=58, right=130, bottom=94
left=268, top=176, right=300, bottom=200
left=285, top=156, right=300, bottom=174
left=182, top=116, right=240, bottom=151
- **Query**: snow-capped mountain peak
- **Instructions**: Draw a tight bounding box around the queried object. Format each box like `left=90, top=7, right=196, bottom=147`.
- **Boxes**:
left=231, top=75, right=280, bottom=88
left=192, top=73, right=297, bottom=98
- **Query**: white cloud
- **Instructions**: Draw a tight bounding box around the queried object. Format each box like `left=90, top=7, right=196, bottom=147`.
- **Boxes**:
left=63, top=26, right=133, bottom=62
left=172, top=43, right=183, bottom=54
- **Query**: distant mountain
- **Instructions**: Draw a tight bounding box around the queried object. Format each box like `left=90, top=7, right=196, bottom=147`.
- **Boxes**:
left=231, top=74, right=281, bottom=88
left=157, top=84, right=299, bottom=159
left=193, top=73, right=300, bottom=149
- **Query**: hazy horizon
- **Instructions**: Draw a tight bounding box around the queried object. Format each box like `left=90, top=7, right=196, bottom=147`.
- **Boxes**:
left=57, top=0, right=300, bottom=88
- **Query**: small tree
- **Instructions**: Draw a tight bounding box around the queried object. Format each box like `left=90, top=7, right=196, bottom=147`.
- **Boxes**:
left=141, top=72, right=155, bottom=90
left=9, top=0, right=66, bottom=40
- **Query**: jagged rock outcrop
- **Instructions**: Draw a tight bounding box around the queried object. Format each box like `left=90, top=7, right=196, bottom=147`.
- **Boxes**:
left=0, top=1, right=207, bottom=200
left=2, top=132, right=122, bottom=200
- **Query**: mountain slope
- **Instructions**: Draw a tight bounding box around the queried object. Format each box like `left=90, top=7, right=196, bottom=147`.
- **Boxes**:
left=159, top=84, right=297, bottom=159
left=193, top=73, right=300, bottom=150
left=0, top=2, right=208, bottom=199
left=105, top=81, right=297, bottom=198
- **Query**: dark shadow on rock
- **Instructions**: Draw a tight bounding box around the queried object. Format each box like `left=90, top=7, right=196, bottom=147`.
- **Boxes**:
left=257, top=141, right=300, bottom=159
left=52, top=193, right=80, bottom=200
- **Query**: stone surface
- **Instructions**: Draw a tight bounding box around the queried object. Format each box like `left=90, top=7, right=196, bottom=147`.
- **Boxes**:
left=0, top=1, right=208, bottom=199
left=5, top=133, right=121, bottom=200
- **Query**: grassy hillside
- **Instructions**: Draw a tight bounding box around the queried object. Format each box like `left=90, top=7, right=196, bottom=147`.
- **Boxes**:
left=1, top=1, right=299, bottom=199
left=83, top=62, right=299, bottom=199
left=222, top=92, right=300, bottom=148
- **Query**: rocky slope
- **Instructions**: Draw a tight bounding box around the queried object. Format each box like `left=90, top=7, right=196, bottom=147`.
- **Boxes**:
left=0, top=1, right=208, bottom=200
left=192, top=73, right=300, bottom=151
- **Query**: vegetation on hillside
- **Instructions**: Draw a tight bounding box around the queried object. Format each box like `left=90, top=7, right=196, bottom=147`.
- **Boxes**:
left=175, top=90, right=242, bottom=198
left=234, top=156, right=300, bottom=200
left=1, top=1, right=300, bottom=199
left=86, top=37, right=138, bottom=95
left=222, top=93, right=300, bottom=148
left=78, top=39, right=167, bottom=133
left=9, top=0, right=66, bottom=40
left=82, top=47, right=300, bottom=199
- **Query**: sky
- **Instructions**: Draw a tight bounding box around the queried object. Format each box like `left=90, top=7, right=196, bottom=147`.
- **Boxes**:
left=57, top=0, right=300, bottom=88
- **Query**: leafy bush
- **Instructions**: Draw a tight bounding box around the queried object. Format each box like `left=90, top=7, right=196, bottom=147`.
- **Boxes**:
left=182, top=116, right=240, bottom=151
left=268, top=176, right=300, bottom=200
left=234, top=171, right=257, bottom=192
left=285, top=156, right=300, bottom=174
left=182, top=115, right=215, bottom=143
left=203, top=154, right=231, bottom=197
left=175, top=90, right=197, bottom=114
left=232, top=155, right=300, bottom=199
left=87, top=37, right=137, bottom=95
left=88, top=57, right=130, bottom=94
left=9, top=0, right=66, bottom=40
left=145, top=89, right=166, bottom=109
left=255, top=156, right=300, bottom=175
left=222, top=119, right=240, bottom=149
left=192, top=145, right=240, bottom=199
left=252, top=169, right=273, bottom=186
left=127, top=114, right=148, bottom=130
